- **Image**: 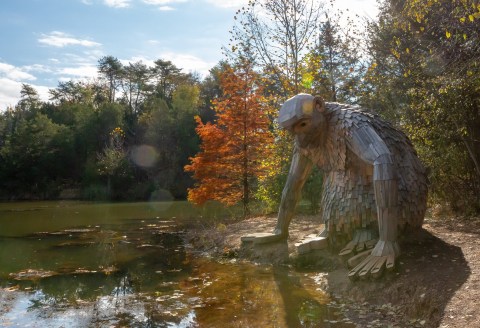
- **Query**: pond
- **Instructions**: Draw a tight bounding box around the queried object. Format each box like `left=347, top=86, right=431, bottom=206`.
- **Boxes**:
left=0, top=201, right=353, bottom=327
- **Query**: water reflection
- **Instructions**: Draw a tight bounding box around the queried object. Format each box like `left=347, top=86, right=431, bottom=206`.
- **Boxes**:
left=0, top=201, right=354, bottom=327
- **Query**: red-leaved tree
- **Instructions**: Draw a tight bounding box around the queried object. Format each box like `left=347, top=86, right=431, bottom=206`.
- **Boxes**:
left=185, top=60, right=273, bottom=215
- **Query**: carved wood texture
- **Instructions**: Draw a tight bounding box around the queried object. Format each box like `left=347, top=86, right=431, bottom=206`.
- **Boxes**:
left=299, top=103, right=428, bottom=241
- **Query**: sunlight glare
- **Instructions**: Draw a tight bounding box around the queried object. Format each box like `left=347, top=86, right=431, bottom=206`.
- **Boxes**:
left=131, top=145, right=159, bottom=168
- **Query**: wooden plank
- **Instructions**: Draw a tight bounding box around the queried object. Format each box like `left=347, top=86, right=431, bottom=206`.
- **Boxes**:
left=371, top=256, right=387, bottom=279
left=347, top=249, right=372, bottom=269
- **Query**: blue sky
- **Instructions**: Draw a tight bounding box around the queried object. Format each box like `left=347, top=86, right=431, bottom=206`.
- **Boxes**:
left=0, top=0, right=378, bottom=110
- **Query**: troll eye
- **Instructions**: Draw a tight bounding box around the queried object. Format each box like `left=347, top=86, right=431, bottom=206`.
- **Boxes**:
left=300, top=122, right=307, bottom=127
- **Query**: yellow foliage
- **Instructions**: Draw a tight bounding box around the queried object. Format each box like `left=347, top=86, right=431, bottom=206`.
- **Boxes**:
left=391, top=49, right=401, bottom=59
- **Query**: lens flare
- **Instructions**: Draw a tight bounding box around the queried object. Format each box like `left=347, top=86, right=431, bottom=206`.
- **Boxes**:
left=131, top=145, right=158, bottom=168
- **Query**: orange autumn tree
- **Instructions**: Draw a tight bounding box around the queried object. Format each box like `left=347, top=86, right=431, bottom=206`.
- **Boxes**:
left=185, top=60, right=274, bottom=215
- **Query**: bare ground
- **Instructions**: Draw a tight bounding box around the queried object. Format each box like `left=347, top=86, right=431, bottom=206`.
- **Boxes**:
left=185, top=213, right=480, bottom=328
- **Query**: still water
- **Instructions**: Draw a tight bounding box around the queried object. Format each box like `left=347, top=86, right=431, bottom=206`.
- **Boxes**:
left=0, top=201, right=353, bottom=327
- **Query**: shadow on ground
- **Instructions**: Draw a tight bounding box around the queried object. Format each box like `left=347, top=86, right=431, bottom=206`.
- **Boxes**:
left=322, top=228, right=470, bottom=327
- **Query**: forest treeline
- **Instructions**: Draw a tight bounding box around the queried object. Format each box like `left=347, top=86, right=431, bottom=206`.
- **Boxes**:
left=0, top=57, right=216, bottom=201
left=1, top=0, right=479, bottom=214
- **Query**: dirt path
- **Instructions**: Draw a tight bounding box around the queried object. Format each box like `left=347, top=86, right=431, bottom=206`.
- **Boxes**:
left=421, top=217, right=480, bottom=327
left=185, top=214, right=480, bottom=327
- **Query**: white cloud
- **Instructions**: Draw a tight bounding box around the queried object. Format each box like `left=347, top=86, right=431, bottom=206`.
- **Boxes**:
left=104, top=0, right=131, bottom=8
left=143, top=0, right=186, bottom=5
left=205, top=0, right=247, bottom=9
left=142, top=0, right=186, bottom=10
left=0, top=78, right=50, bottom=110
left=160, top=52, right=214, bottom=77
left=0, top=62, right=56, bottom=109
left=82, top=49, right=106, bottom=61
left=38, top=31, right=101, bottom=48
left=23, top=64, right=52, bottom=74
left=0, top=57, right=100, bottom=109
left=0, top=62, right=36, bottom=81
left=33, top=85, right=51, bottom=103
left=58, top=64, right=98, bottom=79
left=0, top=78, right=23, bottom=109
left=81, top=0, right=93, bottom=5
left=119, top=55, right=154, bottom=67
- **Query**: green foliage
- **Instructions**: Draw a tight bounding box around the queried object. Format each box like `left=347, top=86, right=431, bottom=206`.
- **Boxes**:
left=304, top=9, right=365, bottom=103
left=17, top=84, right=42, bottom=112
left=0, top=56, right=205, bottom=201
left=138, top=98, right=179, bottom=196
left=362, top=0, right=480, bottom=213
left=256, top=169, right=288, bottom=213
left=256, top=157, right=323, bottom=215
left=255, top=120, right=294, bottom=213
left=0, top=112, right=74, bottom=198
left=98, top=56, right=123, bottom=103
left=172, top=84, right=200, bottom=115
left=303, top=167, right=323, bottom=214
left=198, top=62, right=226, bottom=123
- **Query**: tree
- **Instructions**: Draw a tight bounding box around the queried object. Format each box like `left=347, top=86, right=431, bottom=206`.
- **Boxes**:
left=136, top=85, right=201, bottom=199
left=137, top=98, right=177, bottom=195
left=17, top=84, right=42, bottom=114
left=75, top=102, right=125, bottom=189
left=49, top=81, right=93, bottom=105
left=120, top=61, right=150, bottom=119
left=0, top=112, right=74, bottom=198
left=304, top=11, right=365, bottom=102
left=227, top=0, right=328, bottom=213
left=229, top=0, right=323, bottom=96
left=151, top=59, right=184, bottom=104
left=97, top=127, right=131, bottom=199
left=198, top=62, right=227, bottom=123
left=363, top=0, right=480, bottom=212
left=185, top=59, right=274, bottom=215
left=98, top=56, right=123, bottom=103
left=171, top=84, right=201, bottom=197
left=172, top=84, right=200, bottom=116
left=0, top=54, right=220, bottom=201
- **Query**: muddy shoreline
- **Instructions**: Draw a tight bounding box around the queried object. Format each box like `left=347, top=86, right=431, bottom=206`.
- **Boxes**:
left=184, top=214, right=480, bottom=328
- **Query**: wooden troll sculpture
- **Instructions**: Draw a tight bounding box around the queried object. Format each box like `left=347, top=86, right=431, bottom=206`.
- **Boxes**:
left=247, top=94, right=428, bottom=279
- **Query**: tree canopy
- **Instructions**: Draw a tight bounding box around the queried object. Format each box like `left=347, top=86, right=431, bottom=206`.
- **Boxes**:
left=363, top=0, right=480, bottom=212
left=185, top=59, right=274, bottom=215
left=0, top=57, right=209, bottom=201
